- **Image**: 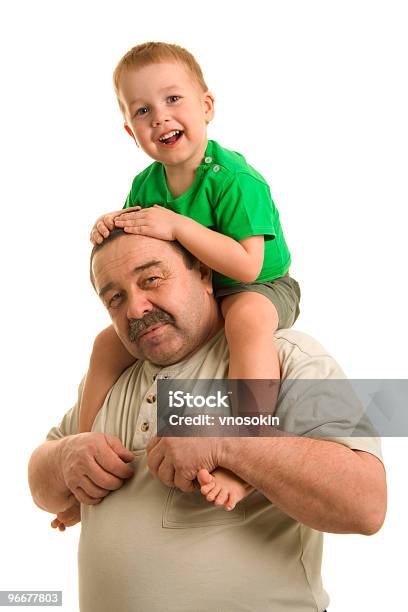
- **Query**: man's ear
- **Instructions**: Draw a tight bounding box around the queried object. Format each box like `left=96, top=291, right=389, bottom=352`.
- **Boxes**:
left=124, top=123, right=139, bottom=147
left=203, top=92, right=215, bottom=124
left=198, top=262, right=213, bottom=294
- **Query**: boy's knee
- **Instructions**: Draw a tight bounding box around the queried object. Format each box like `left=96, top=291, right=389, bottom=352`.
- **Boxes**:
left=222, top=293, right=278, bottom=329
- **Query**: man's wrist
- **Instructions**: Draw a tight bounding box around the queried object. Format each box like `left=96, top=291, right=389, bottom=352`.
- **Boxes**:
left=217, top=433, right=288, bottom=476
left=52, top=436, right=76, bottom=504
left=217, top=437, right=241, bottom=472
left=28, top=437, right=76, bottom=514
left=55, top=437, right=68, bottom=483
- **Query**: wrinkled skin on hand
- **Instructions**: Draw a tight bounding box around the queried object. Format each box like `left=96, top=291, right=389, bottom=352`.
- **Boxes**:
left=147, top=436, right=221, bottom=492
left=60, top=432, right=134, bottom=505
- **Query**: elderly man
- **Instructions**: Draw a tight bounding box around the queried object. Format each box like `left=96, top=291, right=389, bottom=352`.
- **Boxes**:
left=28, top=230, right=386, bottom=612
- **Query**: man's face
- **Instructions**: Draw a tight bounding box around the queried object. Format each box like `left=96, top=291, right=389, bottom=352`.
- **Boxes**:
left=92, top=234, right=219, bottom=365
left=118, top=62, right=214, bottom=171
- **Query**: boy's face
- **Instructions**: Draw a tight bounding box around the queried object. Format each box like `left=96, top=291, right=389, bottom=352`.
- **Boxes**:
left=118, top=62, right=214, bottom=169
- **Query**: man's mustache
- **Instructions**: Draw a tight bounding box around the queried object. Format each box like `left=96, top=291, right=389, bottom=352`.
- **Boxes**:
left=128, top=309, right=175, bottom=342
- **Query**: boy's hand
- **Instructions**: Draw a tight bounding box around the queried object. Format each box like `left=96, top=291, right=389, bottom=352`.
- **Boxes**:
left=51, top=500, right=81, bottom=532
left=114, top=205, right=185, bottom=241
left=90, top=206, right=141, bottom=245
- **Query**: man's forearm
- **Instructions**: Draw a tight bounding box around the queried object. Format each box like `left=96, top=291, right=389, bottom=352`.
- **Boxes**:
left=219, top=435, right=386, bottom=535
left=28, top=438, right=75, bottom=514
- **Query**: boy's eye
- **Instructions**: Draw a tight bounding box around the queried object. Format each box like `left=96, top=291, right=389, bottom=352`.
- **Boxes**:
left=135, top=106, right=149, bottom=117
left=167, top=95, right=181, bottom=103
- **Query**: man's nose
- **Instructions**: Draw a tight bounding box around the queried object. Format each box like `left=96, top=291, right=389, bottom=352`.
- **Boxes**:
left=127, top=289, right=154, bottom=320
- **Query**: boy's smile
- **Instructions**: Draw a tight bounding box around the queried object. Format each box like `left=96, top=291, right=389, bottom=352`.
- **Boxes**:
left=158, top=129, right=183, bottom=146
left=117, top=62, right=214, bottom=176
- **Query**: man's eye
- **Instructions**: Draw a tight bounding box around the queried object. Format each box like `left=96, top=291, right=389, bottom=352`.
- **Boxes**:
left=135, top=106, right=149, bottom=117
left=167, top=95, right=181, bottom=104
left=108, top=293, right=123, bottom=308
left=142, top=276, right=160, bottom=287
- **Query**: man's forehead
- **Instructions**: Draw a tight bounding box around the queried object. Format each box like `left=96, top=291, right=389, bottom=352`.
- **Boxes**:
left=92, top=235, right=176, bottom=288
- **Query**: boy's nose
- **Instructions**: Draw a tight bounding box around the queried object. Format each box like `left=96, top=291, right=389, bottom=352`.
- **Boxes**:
left=151, top=109, right=170, bottom=128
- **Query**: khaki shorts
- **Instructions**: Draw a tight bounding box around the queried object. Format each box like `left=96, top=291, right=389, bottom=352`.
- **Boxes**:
left=215, top=273, right=301, bottom=329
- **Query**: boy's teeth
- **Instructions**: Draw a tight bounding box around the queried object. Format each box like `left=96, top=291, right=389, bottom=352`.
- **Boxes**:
left=159, top=130, right=180, bottom=142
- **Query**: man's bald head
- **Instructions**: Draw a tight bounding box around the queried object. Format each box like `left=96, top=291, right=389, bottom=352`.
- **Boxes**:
left=90, top=229, right=198, bottom=290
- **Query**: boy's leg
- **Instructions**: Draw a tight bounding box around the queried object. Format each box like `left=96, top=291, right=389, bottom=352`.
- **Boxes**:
left=221, top=291, right=280, bottom=378
left=78, top=325, right=136, bottom=432
left=196, top=292, right=280, bottom=511
left=196, top=283, right=300, bottom=509
left=50, top=500, right=81, bottom=531
left=221, top=292, right=280, bottom=427
left=197, top=468, right=253, bottom=511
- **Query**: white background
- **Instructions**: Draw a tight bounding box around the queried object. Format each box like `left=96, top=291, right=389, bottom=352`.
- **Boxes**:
left=1, top=1, right=407, bottom=610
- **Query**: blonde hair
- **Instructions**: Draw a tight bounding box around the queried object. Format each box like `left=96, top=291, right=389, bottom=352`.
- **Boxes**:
left=113, top=41, right=208, bottom=112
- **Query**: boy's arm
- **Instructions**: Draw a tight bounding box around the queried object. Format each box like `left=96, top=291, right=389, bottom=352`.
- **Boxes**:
left=114, top=206, right=264, bottom=283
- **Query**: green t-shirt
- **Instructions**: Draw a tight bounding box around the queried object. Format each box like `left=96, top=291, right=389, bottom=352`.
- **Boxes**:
left=124, top=140, right=291, bottom=289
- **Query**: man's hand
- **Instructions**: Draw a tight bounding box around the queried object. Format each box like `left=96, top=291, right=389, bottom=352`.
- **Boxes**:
left=60, top=433, right=135, bottom=505
left=90, top=206, right=141, bottom=244
left=146, top=436, right=221, bottom=492
left=114, top=205, right=186, bottom=241
left=51, top=500, right=81, bottom=532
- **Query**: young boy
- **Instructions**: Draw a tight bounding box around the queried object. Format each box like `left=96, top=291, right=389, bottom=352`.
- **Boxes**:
left=81, top=42, right=300, bottom=513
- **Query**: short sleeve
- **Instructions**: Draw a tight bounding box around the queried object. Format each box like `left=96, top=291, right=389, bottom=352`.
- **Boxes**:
left=276, top=378, right=383, bottom=461
left=46, top=378, right=84, bottom=441
left=275, top=331, right=383, bottom=461
left=214, top=173, right=277, bottom=241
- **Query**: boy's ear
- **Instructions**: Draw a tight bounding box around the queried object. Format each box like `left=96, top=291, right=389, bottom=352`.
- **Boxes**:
left=203, top=92, right=215, bottom=124
left=124, top=123, right=139, bottom=147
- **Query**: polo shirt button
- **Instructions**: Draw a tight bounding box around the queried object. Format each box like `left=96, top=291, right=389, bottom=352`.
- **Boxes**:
left=213, top=165, right=220, bottom=173
left=141, top=422, right=150, bottom=432
left=204, top=156, right=212, bottom=163
left=146, top=393, right=156, bottom=403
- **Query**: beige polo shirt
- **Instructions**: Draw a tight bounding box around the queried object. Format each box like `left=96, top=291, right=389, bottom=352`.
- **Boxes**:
left=47, top=329, right=382, bottom=612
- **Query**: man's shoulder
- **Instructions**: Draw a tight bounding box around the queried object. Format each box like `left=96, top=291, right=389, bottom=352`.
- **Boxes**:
left=274, top=329, right=346, bottom=379
left=275, top=329, right=331, bottom=357
left=192, top=328, right=344, bottom=381
left=132, top=329, right=344, bottom=382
